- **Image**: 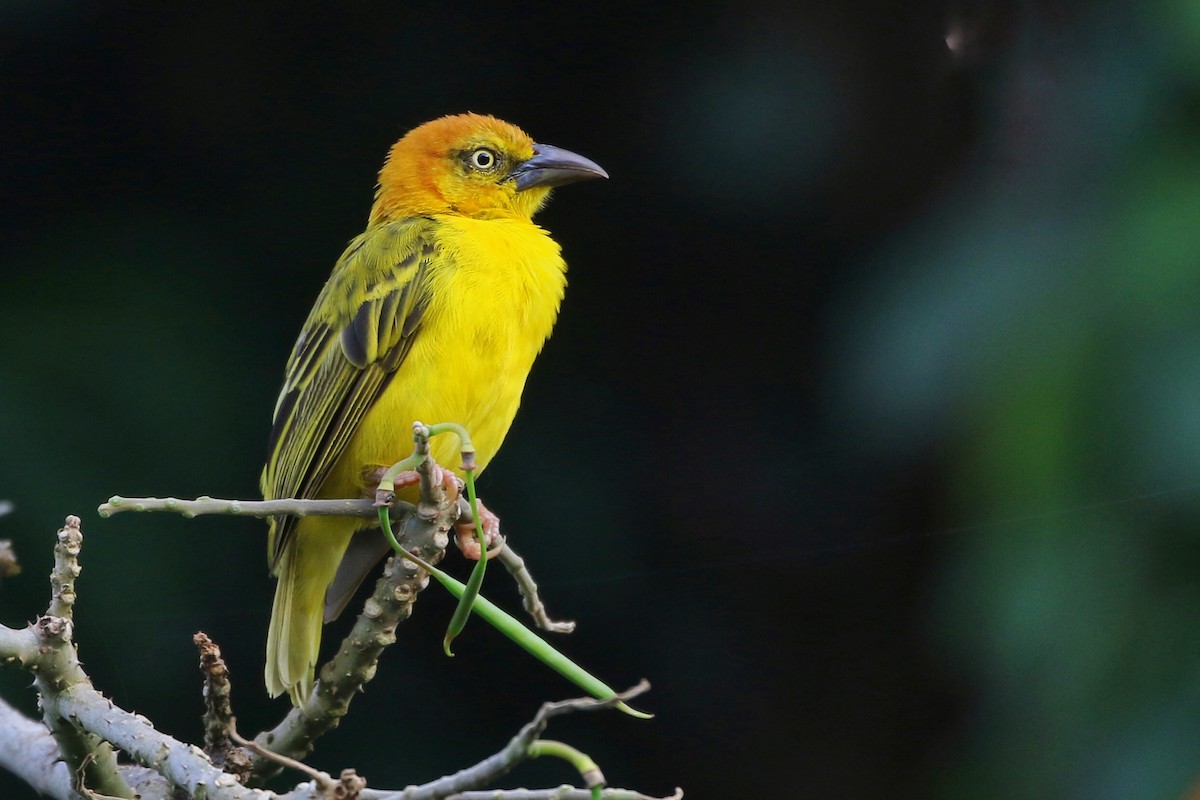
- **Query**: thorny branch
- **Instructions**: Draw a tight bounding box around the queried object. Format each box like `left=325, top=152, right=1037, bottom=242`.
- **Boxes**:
left=0, top=525, right=669, bottom=798
left=0, top=437, right=673, bottom=799
left=32, top=517, right=134, bottom=799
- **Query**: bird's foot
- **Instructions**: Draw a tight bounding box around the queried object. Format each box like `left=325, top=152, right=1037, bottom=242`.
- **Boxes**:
left=365, top=463, right=460, bottom=492
left=366, top=464, right=497, bottom=558
left=456, top=498, right=502, bottom=561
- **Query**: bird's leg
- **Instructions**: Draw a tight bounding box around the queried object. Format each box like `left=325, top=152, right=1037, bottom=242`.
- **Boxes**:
left=455, top=498, right=502, bottom=561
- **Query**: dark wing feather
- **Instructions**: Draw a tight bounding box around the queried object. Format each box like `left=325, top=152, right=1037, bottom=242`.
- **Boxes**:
left=261, top=218, right=437, bottom=569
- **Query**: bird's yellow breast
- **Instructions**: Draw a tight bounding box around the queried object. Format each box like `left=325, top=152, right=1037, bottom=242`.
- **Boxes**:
left=327, top=214, right=567, bottom=495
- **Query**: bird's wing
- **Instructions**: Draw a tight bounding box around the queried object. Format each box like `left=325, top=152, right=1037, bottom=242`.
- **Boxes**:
left=262, top=218, right=437, bottom=569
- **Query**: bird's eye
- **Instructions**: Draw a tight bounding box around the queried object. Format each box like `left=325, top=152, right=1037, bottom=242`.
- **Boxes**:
left=469, top=148, right=498, bottom=171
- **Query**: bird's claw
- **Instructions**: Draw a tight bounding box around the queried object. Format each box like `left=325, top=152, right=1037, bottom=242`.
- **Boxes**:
left=455, top=498, right=502, bottom=561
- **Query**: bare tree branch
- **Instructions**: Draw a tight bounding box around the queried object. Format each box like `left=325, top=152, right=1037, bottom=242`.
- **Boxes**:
left=0, top=695, right=72, bottom=797
left=98, top=495, right=405, bottom=520
left=48, top=516, right=82, bottom=619
left=53, top=680, right=265, bottom=800
left=33, top=517, right=134, bottom=799
left=97, top=491, right=573, bottom=640
left=496, top=546, right=575, bottom=634
left=1, top=433, right=673, bottom=798
left=365, top=683, right=653, bottom=800
left=250, top=444, right=458, bottom=780
left=0, top=515, right=669, bottom=800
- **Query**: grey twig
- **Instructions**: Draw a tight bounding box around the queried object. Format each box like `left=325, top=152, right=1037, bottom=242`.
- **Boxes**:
left=48, top=516, right=81, bottom=619
left=496, top=545, right=575, bottom=634
left=231, top=726, right=339, bottom=794
left=98, top=495, right=411, bottom=520
left=362, top=682, right=654, bottom=800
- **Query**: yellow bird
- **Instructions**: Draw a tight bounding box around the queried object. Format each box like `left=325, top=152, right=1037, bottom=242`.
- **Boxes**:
left=261, top=113, right=606, bottom=704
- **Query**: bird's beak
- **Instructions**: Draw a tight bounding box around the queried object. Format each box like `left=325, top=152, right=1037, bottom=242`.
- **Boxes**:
left=511, top=144, right=608, bottom=191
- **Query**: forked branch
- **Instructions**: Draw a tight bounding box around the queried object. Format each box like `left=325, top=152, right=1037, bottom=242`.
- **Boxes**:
left=0, top=426, right=672, bottom=798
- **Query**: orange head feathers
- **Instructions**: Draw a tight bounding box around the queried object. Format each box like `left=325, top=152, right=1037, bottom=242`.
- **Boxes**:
left=369, top=113, right=607, bottom=224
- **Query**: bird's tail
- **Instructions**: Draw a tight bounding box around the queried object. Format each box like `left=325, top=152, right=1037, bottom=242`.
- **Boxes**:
left=265, top=517, right=355, bottom=705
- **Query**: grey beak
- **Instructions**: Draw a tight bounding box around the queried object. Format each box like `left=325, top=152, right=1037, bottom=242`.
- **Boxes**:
left=511, top=143, right=608, bottom=191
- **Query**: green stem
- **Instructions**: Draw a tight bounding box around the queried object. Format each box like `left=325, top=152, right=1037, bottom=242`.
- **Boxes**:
left=426, top=422, right=476, bottom=469
left=529, top=739, right=604, bottom=800
left=377, top=505, right=650, bottom=719
left=378, top=506, right=403, bottom=554
left=378, top=453, right=425, bottom=494
left=377, top=422, right=650, bottom=719
left=442, top=465, right=486, bottom=655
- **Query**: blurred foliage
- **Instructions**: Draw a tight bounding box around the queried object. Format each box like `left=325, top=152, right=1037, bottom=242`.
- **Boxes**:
left=829, top=1, right=1200, bottom=797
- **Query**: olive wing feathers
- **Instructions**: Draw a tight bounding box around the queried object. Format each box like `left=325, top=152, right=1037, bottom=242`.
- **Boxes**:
left=262, top=219, right=437, bottom=568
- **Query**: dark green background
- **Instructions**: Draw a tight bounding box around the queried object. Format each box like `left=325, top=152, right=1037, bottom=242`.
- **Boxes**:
left=3, top=1, right=1200, bottom=798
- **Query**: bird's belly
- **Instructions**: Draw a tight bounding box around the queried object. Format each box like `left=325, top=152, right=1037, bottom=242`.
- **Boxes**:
left=323, top=215, right=565, bottom=498
left=327, top=323, right=539, bottom=497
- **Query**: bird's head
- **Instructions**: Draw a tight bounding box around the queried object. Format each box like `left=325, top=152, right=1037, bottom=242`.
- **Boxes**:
left=369, top=113, right=607, bottom=223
